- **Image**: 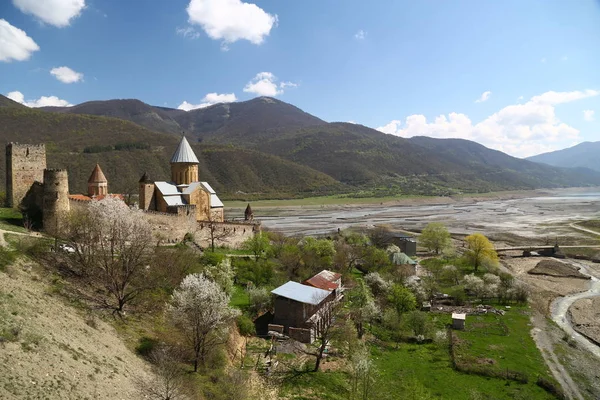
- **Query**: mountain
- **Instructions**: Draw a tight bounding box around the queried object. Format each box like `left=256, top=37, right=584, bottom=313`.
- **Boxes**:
left=39, top=97, right=325, bottom=140
left=526, top=142, right=600, bottom=172
left=3, top=95, right=600, bottom=199
left=0, top=106, right=341, bottom=198
left=0, top=94, right=26, bottom=109
left=40, top=99, right=184, bottom=135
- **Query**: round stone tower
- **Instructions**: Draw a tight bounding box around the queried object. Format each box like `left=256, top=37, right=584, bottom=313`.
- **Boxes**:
left=43, top=169, right=70, bottom=235
left=170, top=136, right=199, bottom=185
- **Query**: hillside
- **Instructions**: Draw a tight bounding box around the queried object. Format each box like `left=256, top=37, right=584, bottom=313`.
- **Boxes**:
left=0, top=258, right=153, bottom=399
left=3, top=96, right=600, bottom=198
left=527, top=142, right=600, bottom=172
left=0, top=107, right=340, bottom=198
left=0, top=94, right=26, bottom=109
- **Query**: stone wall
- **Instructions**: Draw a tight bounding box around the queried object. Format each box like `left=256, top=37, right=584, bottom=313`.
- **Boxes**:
left=6, top=143, right=46, bottom=207
left=42, top=169, right=70, bottom=235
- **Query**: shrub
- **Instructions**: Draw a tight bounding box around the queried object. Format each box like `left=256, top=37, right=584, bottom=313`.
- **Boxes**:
left=236, top=315, right=256, bottom=337
left=247, top=286, right=272, bottom=316
left=135, top=336, right=159, bottom=358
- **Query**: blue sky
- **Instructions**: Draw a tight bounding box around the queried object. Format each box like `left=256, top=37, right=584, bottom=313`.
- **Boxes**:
left=1, top=0, right=599, bottom=158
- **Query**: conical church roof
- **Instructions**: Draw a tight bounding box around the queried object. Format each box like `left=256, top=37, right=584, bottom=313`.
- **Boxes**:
left=170, top=136, right=199, bottom=164
left=88, top=164, right=107, bottom=183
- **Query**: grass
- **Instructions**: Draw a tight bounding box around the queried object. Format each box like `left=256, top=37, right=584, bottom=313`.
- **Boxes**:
left=230, top=285, right=250, bottom=310
left=211, top=247, right=254, bottom=256
left=279, top=370, right=349, bottom=400
left=453, top=307, right=553, bottom=383
left=0, top=207, right=27, bottom=233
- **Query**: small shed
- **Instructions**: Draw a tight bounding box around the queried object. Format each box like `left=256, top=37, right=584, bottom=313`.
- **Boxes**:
left=452, top=313, right=466, bottom=330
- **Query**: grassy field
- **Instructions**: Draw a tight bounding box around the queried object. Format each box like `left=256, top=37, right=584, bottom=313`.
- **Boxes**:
left=277, top=307, right=557, bottom=400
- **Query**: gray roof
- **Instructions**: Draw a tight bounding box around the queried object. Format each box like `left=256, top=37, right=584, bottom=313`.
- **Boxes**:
left=271, top=281, right=331, bottom=305
left=170, top=136, right=199, bottom=164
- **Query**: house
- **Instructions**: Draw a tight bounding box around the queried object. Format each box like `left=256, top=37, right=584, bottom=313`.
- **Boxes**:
left=452, top=313, right=466, bottom=330
left=390, top=232, right=417, bottom=256
left=271, top=270, right=344, bottom=343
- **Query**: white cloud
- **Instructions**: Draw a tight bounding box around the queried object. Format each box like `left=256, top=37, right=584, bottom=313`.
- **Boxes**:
left=176, top=26, right=200, bottom=39
left=177, top=92, right=237, bottom=111
left=354, top=30, right=366, bottom=40
left=475, top=91, right=491, bottom=103
left=50, top=66, right=83, bottom=83
left=12, top=0, right=85, bottom=27
left=0, top=19, right=39, bottom=62
left=186, top=0, right=277, bottom=47
left=7, top=90, right=72, bottom=107
left=583, top=109, right=595, bottom=122
left=376, top=89, right=600, bottom=158
left=243, top=72, right=296, bottom=97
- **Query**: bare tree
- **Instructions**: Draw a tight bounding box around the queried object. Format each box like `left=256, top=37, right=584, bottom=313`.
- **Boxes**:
left=62, top=197, right=154, bottom=313
left=168, top=273, right=240, bottom=372
left=202, top=213, right=236, bottom=251
left=307, top=297, right=344, bottom=372
left=135, top=346, right=188, bottom=400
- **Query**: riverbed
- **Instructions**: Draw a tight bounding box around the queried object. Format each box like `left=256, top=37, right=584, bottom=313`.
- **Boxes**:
left=243, top=189, right=600, bottom=237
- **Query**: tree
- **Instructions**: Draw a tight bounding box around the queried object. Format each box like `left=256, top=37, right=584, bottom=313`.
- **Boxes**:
left=403, top=310, right=429, bottom=338
left=241, top=232, right=271, bottom=261
left=202, top=213, right=235, bottom=251
left=247, top=286, right=272, bottom=316
left=135, top=346, right=188, bottom=400
left=347, top=280, right=380, bottom=339
left=62, top=197, right=154, bottom=313
left=367, top=225, right=394, bottom=249
left=308, top=298, right=344, bottom=372
left=168, top=273, right=239, bottom=371
left=300, top=237, right=336, bottom=276
left=464, top=233, right=498, bottom=271
left=420, top=222, right=451, bottom=254
left=387, top=284, right=416, bottom=315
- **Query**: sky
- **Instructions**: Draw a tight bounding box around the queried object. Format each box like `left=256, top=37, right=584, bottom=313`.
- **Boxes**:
left=1, top=0, right=599, bottom=158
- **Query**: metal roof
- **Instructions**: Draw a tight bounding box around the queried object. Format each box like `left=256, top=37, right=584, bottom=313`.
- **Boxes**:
left=452, top=313, right=466, bottom=320
left=182, top=181, right=202, bottom=195
left=303, top=270, right=341, bottom=291
left=200, top=181, right=216, bottom=194
left=271, top=281, right=331, bottom=305
left=164, top=195, right=185, bottom=206
left=155, top=181, right=180, bottom=196
left=210, top=193, right=224, bottom=208
left=170, top=136, right=199, bottom=164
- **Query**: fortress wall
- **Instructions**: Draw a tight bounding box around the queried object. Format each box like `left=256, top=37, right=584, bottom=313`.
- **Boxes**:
left=143, top=209, right=259, bottom=248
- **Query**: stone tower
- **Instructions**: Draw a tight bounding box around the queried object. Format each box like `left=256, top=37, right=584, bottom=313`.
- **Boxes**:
left=5, top=143, right=46, bottom=207
left=138, top=172, right=155, bottom=210
left=244, top=203, right=254, bottom=221
left=42, top=169, right=70, bottom=235
left=170, top=136, right=199, bottom=185
left=87, top=164, right=108, bottom=197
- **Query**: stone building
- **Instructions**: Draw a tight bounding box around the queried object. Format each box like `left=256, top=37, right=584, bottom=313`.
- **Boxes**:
left=5, top=143, right=46, bottom=208
left=138, top=136, right=224, bottom=222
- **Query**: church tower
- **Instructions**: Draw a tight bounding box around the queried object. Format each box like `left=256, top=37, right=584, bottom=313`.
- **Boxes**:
left=87, top=164, right=108, bottom=197
left=170, top=136, right=199, bottom=185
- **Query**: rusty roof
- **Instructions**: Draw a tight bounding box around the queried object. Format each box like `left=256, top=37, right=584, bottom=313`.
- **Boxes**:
left=303, top=270, right=341, bottom=291
left=88, top=164, right=107, bottom=184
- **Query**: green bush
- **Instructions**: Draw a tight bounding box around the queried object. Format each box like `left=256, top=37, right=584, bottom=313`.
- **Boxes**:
left=201, top=251, right=225, bottom=266
left=135, top=336, right=159, bottom=358
left=236, top=315, right=256, bottom=337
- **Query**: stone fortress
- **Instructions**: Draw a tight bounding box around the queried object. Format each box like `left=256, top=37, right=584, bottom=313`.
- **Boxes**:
left=5, top=137, right=259, bottom=248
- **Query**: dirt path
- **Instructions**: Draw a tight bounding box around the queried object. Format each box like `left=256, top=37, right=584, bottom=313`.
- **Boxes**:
left=0, top=228, right=43, bottom=247
left=570, top=223, right=600, bottom=237
left=530, top=314, right=585, bottom=400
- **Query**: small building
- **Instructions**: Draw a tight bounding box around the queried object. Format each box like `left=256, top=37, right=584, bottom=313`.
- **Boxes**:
left=452, top=313, right=466, bottom=330
left=271, top=281, right=336, bottom=343
left=390, top=232, right=417, bottom=256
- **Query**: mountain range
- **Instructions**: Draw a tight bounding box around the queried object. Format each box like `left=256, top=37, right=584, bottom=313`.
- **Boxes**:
left=526, top=142, right=600, bottom=172
left=2, top=94, right=600, bottom=200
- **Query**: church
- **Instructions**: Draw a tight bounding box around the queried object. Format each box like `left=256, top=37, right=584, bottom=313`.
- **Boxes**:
left=137, top=136, right=225, bottom=222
